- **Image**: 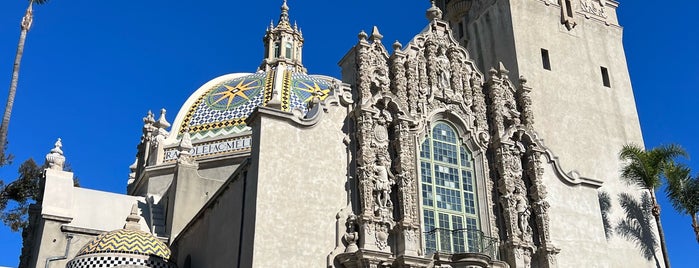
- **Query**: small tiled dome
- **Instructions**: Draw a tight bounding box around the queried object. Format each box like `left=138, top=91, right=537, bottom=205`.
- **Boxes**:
left=67, top=204, right=176, bottom=268
left=170, top=67, right=333, bottom=141
left=76, top=228, right=171, bottom=259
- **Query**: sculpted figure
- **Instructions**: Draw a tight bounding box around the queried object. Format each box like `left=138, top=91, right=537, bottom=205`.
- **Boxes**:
left=514, top=187, right=532, bottom=237
left=435, top=46, right=451, bottom=92
left=374, top=155, right=395, bottom=209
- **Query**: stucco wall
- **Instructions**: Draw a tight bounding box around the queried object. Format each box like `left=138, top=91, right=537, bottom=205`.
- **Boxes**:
left=170, top=170, right=246, bottom=268
left=247, top=105, right=350, bottom=267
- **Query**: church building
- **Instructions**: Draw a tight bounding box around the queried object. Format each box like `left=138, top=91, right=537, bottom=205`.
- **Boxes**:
left=20, top=1, right=657, bottom=267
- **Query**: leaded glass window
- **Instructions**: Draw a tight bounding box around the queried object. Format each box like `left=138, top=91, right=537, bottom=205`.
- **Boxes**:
left=420, top=122, right=479, bottom=255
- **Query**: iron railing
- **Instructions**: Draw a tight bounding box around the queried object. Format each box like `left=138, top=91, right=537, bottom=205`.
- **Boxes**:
left=423, top=228, right=500, bottom=260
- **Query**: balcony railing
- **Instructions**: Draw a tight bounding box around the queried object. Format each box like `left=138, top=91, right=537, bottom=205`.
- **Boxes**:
left=423, top=228, right=500, bottom=260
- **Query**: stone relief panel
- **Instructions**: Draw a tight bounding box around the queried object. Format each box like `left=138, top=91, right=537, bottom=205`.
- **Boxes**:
left=579, top=0, right=607, bottom=19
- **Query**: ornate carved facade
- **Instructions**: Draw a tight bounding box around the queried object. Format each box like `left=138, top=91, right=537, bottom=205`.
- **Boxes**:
left=22, top=1, right=653, bottom=268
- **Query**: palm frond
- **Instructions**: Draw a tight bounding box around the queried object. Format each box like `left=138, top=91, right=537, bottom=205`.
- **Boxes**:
left=31, top=0, right=51, bottom=5
left=619, top=143, right=687, bottom=190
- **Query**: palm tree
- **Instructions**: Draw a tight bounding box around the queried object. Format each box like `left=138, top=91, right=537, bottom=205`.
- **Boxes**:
left=664, top=162, right=699, bottom=244
left=619, top=143, right=687, bottom=268
left=0, top=0, right=50, bottom=157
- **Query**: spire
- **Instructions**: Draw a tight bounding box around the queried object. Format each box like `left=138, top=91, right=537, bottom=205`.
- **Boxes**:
left=260, top=0, right=306, bottom=73
left=124, top=204, right=142, bottom=231
left=45, top=138, right=66, bottom=171
left=279, top=0, right=290, bottom=26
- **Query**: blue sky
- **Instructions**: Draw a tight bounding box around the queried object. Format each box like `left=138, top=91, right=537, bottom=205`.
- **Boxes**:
left=0, top=0, right=697, bottom=266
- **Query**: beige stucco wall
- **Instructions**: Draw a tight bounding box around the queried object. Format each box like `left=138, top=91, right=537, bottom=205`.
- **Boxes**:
left=247, top=105, right=350, bottom=267
left=509, top=0, right=643, bottom=180
left=170, top=170, right=246, bottom=268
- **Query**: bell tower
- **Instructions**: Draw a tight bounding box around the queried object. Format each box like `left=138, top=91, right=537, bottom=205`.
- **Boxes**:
left=259, top=0, right=306, bottom=73
left=438, top=0, right=652, bottom=267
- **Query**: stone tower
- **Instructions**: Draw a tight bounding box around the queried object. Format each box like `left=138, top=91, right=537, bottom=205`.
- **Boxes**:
left=437, top=0, right=651, bottom=267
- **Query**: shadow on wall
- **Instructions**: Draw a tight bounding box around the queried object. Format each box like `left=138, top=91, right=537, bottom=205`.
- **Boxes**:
left=598, top=191, right=612, bottom=239
left=615, top=192, right=661, bottom=268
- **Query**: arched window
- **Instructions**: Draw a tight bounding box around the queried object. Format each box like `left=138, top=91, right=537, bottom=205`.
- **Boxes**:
left=420, top=122, right=479, bottom=254
left=285, top=43, right=293, bottom=59
left=274, top=42, right=281, bottom=58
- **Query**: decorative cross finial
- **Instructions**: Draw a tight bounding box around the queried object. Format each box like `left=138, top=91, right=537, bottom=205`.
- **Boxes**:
left=45, top=138, right=66, bottom=171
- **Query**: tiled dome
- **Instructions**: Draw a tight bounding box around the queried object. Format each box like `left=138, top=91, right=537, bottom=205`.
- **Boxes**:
left=171, top=67, right=333, bottom=140
left=76, top=228, right=171, bottom=259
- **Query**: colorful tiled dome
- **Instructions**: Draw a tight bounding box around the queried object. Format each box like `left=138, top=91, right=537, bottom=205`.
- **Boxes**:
left=76, top=228, right=171, bottom=259
left=170, top=67, right=333, bottom=140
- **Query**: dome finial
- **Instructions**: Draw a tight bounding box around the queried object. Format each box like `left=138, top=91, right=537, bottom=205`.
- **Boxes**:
left=426, top=0, right=443, bottom=21
left=124, top=204, right=141, bottom=231
left=45, top=138, right=66, bottom=171
left=156, top=108, right=170, bottom=129
left=279, top=0, right=290, bottom=25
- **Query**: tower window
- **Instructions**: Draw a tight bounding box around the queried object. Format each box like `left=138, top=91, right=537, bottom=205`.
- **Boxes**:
left=601, top=66, right=611, bottom=87
left=420, top=122, right=480, bottom=255
left=541, top=49, right=551, bottom=70
left=285, top=43, right=292, bottom=59
left=274, top=43, right=280, bottom=58
left=565, top=0, right=574, bottom=18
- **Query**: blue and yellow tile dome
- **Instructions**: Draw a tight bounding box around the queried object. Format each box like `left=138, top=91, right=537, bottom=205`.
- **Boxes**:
left=76, top=228, right=171, bottom=259
left=170, top=67, right=334, bottom=140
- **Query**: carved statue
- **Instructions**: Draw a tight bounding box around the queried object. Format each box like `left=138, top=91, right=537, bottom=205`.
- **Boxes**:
left=343, top=214, right=359, bottom=253
left=513, top=186, right=532, bottom=238
left=372, top=67, right=390, bottom=93
left=435, top=46, right=451, bottom=93
left=374, top=154, right=395, bottom=210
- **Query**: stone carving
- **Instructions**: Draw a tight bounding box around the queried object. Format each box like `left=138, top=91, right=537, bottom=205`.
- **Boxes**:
left=434, top=46, right=452, bottom=95
left=340, top=3, right=506, bottom=265
left=514, top=186, right=532, bottom=240
left=406, top=56, right=420, bottom=115
left=517, top=76, right=534, bottom=127
left=176, top=131, right=196, bottom=166
left=344, top=214, right=359, bottom=253
left=45, top=138, right=66, bottom=171
left=373, top=153, right=395, bottom=212
left=579, top=0, right=607, bottom=18
left=375, top=223, right=390, bottom=250
left=471, top=74, right=488, bottom=132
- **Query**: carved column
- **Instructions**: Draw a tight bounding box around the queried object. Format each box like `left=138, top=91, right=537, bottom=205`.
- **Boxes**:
left=356, top=33, right=373, bottom=106
left=525, top=147, right=560, bottom=268
left=517, top=76, right=534, bottom=128
left=406, top=55, right=420, bottom=116
left=390, top=44, right=409, bottom=111
left=487, top=68, right=506, bottom=138
left=393, top=118, right=421, bottom=257
left=470, top=74, right=488, bottom=132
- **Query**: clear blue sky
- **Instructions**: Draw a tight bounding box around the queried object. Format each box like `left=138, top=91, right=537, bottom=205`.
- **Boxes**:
left=0, top=0, right=697, bottom=266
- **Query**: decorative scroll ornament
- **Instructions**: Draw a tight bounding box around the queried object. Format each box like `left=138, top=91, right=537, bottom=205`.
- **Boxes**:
left=579, top=0, right=607, bottom=18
